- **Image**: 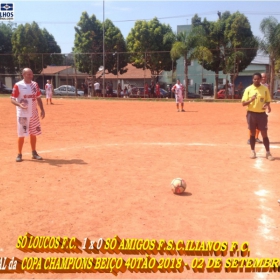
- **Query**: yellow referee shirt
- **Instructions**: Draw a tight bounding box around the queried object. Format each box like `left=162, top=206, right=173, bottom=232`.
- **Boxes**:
left=242, top=84, right=271, bottom=112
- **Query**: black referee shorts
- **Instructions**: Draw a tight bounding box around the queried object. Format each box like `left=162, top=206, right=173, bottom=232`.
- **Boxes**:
left=246, top=111, right=268, bottom=131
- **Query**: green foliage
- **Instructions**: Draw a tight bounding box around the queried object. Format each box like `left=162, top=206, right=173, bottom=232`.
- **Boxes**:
left=41, top=28, right=63, bottom=67
left=73, top=12, right=103, bottom=74
left=103, top=19, right=128, bottom=75
left=275, top=58, right=280, bottom=77
left=73, top=12, right=127, bottom=75
left=258, top=16, right=280, bottom=92
left=126, top=17, right=175, bottom=77
left=0, top=22, right=16, bottom=74
left=11, top=21, right=62, bottom=74
left=223, top=12, right=258, bottom=75
left=192, top=11, right=257, bottom=95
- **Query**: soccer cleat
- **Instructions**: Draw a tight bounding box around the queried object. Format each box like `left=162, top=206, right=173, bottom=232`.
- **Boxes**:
left=16, top=154, right=22, bottom=162
left=250, top=151, right=256, bottom=159
left=266, top=152, right=275, bottom=161
left=247, top=139, right=250, bottom=145
left=32, top=150, right=43, bottom=160
left=255, top=138, right=262, bottom=143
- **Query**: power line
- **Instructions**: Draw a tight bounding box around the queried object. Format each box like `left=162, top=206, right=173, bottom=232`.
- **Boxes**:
left=10, top=11, right=280, bottom=25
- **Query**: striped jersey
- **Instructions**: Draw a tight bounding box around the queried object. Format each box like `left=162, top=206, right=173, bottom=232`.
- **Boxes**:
left=12, top=80, right=41, bottom=117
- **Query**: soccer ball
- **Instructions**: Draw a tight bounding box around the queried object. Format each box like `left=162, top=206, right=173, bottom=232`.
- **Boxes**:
left=171, top=178, right=186, bottom=194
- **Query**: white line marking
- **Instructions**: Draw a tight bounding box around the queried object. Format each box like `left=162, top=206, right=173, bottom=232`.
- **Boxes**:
left=258, top=214, right=276, bottom=241
left=254, top=190, right=269, bottom=197
left=21, top=142, right=279, bottom=156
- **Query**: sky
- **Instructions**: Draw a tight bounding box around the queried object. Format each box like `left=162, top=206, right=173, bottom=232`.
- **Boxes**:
left=5, top=0, right=280, bottom=54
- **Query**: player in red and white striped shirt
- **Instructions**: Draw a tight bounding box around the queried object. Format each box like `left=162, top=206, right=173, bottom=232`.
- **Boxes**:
left=11, top=68, right=45, bottom=162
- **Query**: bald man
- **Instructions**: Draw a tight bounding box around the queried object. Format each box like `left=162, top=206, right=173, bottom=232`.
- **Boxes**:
left=261, top=72, right=269, bottom=89
left=11, top=68, right=45, bottom=162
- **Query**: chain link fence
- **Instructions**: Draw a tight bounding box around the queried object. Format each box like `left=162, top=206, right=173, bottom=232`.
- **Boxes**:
left=0, top=51, right=279, bottom=98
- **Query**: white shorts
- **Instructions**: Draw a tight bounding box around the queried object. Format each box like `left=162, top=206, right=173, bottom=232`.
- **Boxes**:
left=46, top=91, right=53, bottom=98
left=175, top=94, right=184, bottom=104
left=17, top=113, right=42, bottom=137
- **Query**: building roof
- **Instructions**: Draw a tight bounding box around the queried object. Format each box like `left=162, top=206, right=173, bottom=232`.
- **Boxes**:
left=96, top=63, right=153, bottom=79
left=251, top=53, right=269, bottom=65
left=40, top=66, right=72, bottom=74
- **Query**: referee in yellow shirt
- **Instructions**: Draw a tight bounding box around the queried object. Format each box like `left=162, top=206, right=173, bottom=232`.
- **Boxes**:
left=241, top=73, right=274, bottom=160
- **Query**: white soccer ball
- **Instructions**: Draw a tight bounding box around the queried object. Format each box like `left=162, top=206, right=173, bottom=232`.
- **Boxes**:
left=171, top=178, right=187, bottom=194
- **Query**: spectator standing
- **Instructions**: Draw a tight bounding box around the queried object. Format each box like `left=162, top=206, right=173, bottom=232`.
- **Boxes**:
left=156, top=82, right=160, bottom=98
left=150, top=81, right=155, bottom=98
left=88, top=79, right=93, bottom=97
left=144, top=82, right=149, bottom=97
left=82, top=82, right=88, bottom=97
left=117, top=83, right=122, bottom=98
left=94, top=80, right=101, bottom=96
left=123, top=86, right=128, bottom=98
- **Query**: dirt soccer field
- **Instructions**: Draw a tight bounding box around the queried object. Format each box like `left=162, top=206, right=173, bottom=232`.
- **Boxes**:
left=1, top=96, right=280, bottom=279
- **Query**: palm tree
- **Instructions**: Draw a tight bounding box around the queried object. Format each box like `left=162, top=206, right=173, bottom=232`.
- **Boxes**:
left=259, top=16, right=280, bottom=95
left=170, top=28, right=212, bottom=98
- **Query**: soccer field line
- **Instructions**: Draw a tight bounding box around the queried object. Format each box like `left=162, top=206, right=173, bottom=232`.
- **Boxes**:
left=21, top=141, right=279, bottom=273
left=35, top=142, right=280, bottom=155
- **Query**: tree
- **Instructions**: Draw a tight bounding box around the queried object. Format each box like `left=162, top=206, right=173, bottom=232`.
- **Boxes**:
left=0, top=22, right=16, bottom=74
left=103, top=19, right=127, bottom=75
left=11, top=21, right=62, bottom=73
left=195, top=12, right=257, bottom=98
left=41, top=28, right=63, bottom=67
left=126, top=17, right=175, bottom=80
left=223, top=12, right=258, bottom=96
left=192, top=14, right=229, bottom=98
left=73, top=12, right=127, bottom=75
left=275, top=58, right=280, bottom=80
left=170, top=21, right=212, bottom=97
left=259, top=16, right=280, bottom=94
left=73, top=12, right=103, bottom=74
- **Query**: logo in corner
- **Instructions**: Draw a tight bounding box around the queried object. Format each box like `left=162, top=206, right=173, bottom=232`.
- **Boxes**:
left=0, top=3, right=14, bottom=20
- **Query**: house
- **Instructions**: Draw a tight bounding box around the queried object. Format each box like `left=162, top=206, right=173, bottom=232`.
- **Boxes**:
left=38, top=66, right=87, bottom=89
left=38, top=64, right=154, bottom=93
left=95, top=63, right=153, bottom=90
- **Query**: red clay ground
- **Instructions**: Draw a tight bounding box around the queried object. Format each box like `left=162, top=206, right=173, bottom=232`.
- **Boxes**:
left=1, top=96, right=280, bottom=279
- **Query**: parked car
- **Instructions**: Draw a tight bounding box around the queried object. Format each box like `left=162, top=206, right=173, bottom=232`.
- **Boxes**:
left=217, top=89, right=242, bottom=99
left=187, top=92, right=201, bottom=99
left=111, top=90, right=124, bottom=97
left=129, top=87, right=151, bottom=98
left=0, top=84, right=13, bottom=94
left=199, top=83, right=213, bottom=96
left=159, top=88, right=169, bottom=98
left=233, top=90, right=242, bottom=99
left=273, top=90, right=280, bottom=100
left=217, top=89, right=226, bottom=99
left=53, top=85, right=84, bottom=96
left=218, top=84, right=225, bottom=91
